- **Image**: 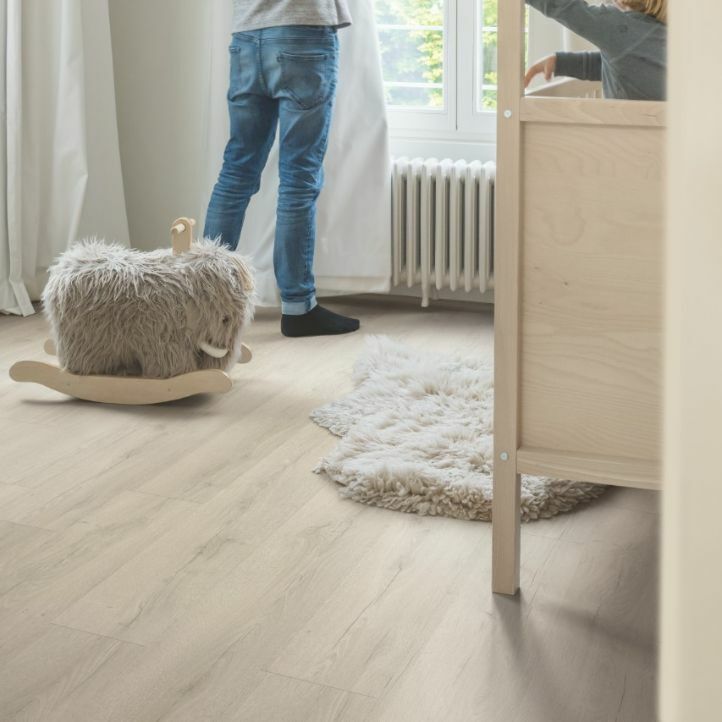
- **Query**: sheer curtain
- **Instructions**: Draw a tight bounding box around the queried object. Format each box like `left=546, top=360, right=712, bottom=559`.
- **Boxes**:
left=0, top=0, right=129, bottom=316
left=203, top=0, right=391, bottom=306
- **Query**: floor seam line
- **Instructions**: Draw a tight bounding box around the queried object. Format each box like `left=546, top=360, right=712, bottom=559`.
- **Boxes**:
left=49, top=621, right=147, bottom=648
left=0, top=518, right=58, bottom=533
left=131, top=489, right=203, bottom=505
left=260, top=668, right=380, bottom=700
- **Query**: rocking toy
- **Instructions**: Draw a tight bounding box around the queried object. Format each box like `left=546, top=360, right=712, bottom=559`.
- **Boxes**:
left=10, top=218, right=255, bottom=405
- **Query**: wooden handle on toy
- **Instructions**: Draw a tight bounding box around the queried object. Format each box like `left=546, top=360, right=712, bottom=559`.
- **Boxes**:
left=171, top=217, right=196, bottom=255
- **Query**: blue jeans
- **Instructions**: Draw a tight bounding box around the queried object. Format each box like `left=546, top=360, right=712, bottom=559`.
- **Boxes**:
left=204, top=26, right=339, bottom=315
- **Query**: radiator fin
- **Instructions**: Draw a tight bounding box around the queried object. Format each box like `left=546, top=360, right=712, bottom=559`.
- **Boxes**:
left=391, top=157, right=496, bottom=307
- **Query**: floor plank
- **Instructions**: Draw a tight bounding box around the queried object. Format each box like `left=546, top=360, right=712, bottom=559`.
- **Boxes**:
left=0, top=623, right=135, bottom=722
left=0, top=299, right=657, bottom=721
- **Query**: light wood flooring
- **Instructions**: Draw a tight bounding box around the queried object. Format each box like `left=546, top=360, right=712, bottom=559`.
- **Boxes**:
left=0, top=298, right=659, bottom=721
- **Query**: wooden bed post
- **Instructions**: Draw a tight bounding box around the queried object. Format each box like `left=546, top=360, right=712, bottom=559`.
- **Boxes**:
left=492, top=0, right=525, bottom=595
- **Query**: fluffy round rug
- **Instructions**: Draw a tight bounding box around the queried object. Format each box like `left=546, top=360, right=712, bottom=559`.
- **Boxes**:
left=311, top=336, right=606, bottom=522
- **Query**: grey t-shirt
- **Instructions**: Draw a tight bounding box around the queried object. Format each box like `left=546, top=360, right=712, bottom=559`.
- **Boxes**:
left=526, top=0, right=666, bottom=100
left=232, top=0, right=352, bottom=33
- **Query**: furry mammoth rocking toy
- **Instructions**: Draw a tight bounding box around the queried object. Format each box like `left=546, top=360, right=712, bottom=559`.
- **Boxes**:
left=10, top=218, right=255, bottom=405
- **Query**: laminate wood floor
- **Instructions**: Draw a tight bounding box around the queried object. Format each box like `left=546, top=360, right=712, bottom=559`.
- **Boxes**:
left=0, top=298, right=658, bottom=722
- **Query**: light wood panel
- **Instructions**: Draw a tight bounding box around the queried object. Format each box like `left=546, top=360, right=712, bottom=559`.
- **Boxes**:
left=521, top=97, right=666, bottom=127
left=520, top=122, right=664, bottom=462
left=517, top=447, right=661, bottom=489
left=526, top=77, right=602, bottom=99
left=492, top=0, right=526, bottom=597
left=0, top=301, right=658, bottom=721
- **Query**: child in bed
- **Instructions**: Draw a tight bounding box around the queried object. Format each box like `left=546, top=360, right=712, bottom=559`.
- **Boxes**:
left=524, top=0, right=667, bottom=100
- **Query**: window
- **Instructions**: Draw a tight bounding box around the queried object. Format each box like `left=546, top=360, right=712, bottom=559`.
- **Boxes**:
left=376, top=1, right=445, bottom=111
left=479, top=0, right=500, bottom=111
left=376, top=1, right=543, bottom=139
left=375, top=0, right=453, bottom=133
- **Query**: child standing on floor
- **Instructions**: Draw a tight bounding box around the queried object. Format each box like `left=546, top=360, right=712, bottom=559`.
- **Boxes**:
left=205, top=1, right=361, bottom=338
left=525, top=0, right=667, bottom=100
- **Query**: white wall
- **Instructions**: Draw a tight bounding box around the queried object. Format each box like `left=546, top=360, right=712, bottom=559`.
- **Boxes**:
left=662, top=1, right=722, bottom=719
left=388, top=137, right=495, bottom=162
left=108, top=0, right=211, bottom=250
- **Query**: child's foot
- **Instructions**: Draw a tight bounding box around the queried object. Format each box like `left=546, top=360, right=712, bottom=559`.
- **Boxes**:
left=281, top=305, right=360, bottom=337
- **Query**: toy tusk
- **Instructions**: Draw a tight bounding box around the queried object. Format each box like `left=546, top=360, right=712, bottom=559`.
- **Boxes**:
left=199, top=341, right=228, bottom=359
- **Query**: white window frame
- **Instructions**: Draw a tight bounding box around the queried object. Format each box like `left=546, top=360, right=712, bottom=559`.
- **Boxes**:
left=382, top=2, right=564, bottom=144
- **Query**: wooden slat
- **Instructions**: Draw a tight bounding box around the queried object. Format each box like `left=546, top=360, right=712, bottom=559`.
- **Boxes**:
left=521, top=97, right=667, bottom=127
left=526, top=77, right=601, bottom=99
left=492, top=0, right=526, bottom=597
left=517, top=447, right=662, bottom=490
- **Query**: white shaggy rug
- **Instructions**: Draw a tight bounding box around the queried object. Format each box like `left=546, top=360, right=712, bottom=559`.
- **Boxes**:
left=311, top=336, right=606, bottom=522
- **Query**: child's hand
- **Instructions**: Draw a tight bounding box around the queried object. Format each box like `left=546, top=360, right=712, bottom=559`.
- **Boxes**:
left=524, top=55, right=557, bottom=88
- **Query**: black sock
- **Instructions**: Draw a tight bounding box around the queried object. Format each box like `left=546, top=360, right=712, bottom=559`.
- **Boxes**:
left=281, top=305, right=360, bottom=338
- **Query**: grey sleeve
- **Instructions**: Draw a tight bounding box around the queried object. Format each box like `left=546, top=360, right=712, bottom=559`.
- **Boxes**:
left=526, top=0, right=621, bottom=52
left=555, top=51, right=602, bottom=81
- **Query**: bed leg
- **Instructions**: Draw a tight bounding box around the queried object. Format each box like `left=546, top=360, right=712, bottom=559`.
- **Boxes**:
left=492, top=464, right=521, bottom=595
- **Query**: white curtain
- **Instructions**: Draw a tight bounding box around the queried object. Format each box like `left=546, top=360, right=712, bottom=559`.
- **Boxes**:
left=0, top=0, right=129, bottom=316
left=204, top=0, right=391, bottom=306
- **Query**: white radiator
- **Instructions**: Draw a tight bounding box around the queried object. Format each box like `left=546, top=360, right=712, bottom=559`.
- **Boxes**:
left=391, top=157, right=496, bottom=307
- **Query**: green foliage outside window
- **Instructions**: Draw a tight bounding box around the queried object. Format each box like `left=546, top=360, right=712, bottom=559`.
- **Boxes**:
left=376, top=0, right=500, bottom=110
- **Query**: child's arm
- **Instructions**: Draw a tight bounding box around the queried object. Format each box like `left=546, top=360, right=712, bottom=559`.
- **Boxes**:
left=524, top=51, right=601, bottom=88
left=526, top=0, right=623, bottom=53
left=556, top=51, right=602, bottom=81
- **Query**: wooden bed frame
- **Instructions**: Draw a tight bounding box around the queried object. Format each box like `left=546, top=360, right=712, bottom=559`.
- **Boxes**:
left=492, top=1, right=665, bottom=594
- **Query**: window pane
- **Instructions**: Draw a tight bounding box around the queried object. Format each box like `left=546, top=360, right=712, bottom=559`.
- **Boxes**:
left=481, top=0, right=497, bottom=27
left=480, top=28, right=498, bottom=108
left=385, top=86, right=442, bottom=109
left=376, top=0, right=445, bottom=111
left=376, top=0, right=443, bottom=27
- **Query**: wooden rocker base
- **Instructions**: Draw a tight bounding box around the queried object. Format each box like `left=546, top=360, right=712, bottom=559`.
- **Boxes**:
left=10, top=339, right=254, bottom=405
left=9, top=362, right=233, bottom=405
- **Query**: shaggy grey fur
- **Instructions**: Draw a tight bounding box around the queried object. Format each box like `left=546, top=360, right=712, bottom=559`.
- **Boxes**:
left=42, top=239, right=255, bottom=378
